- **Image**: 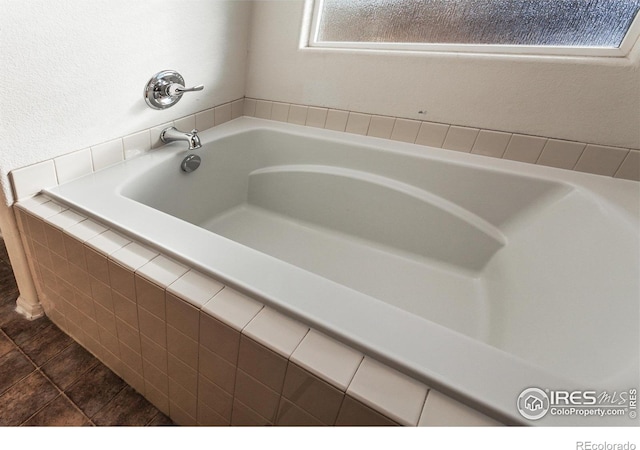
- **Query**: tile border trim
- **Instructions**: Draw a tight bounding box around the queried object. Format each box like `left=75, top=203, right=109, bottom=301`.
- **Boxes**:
left=9, top=99, right=246, bottom=203
left=243, top=97, right=639, bottom=182
left=9, top=95, right=638, bottom=205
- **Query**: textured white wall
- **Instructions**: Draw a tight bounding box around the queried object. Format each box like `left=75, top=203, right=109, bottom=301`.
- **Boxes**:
left=0, top=0, right=251, bottom=204
left=246, top=1, right=640, bottom=150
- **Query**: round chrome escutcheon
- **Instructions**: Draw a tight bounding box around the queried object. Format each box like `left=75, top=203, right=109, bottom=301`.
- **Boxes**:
left=181, top=154, right=201, bottom=173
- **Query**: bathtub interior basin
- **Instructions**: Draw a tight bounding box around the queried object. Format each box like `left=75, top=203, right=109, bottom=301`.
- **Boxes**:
left=44, top=118, right=640, bottom=425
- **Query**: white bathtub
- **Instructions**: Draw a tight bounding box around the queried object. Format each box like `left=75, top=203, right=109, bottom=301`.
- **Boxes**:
left=45, top=117, right=640, bottom=425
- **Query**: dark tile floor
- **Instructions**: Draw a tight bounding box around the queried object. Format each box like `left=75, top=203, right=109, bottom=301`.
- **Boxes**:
left=0, top=237, right=174, bottom=426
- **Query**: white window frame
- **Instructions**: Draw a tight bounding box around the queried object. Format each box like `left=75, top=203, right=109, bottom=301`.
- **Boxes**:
left=305, top=0, right=640, bottom=58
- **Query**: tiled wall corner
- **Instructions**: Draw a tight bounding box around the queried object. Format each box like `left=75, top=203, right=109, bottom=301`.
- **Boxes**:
left=242, top=97, right=639, bottom=182
left=14, top=195, right=504, bottom=427
left=9, top=98, right=245, bottom=203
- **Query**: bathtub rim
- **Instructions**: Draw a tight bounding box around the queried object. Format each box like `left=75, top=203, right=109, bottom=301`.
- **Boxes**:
left=41, top=117, right=640, bottom=426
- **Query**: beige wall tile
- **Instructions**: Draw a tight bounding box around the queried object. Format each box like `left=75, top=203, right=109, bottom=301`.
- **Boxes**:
left=64, top=219, right=107, bottom=244
left=336, top=396, right=398, bottom=426
left=347, top=357, right=428, bottom=426
left=282, top=363, right=344, bottom=425
left=94, top=302, right=117, bottom=336
left=10, top=160, right=58, bottom=201
left=119, top=341, right=143, bottom=375
left=287, top=104, right=308, bottom=126
left=115, top=316, right=140, bottom=351
left=197, top=402, right=229, bottom=426
left=169, top=400, right=197, bottom=426
left=167, top=325, right=199, bottom=370
left=255, top=100, right=273, bottom=119
left=85, top=230, right=130, bottom=256
left=615, top=150, right=640, bottom=181
left=85, top=246, right=109, bottom=284
left=123, top=130, right=151, bottom=160
left=198, top=374, right=233, bottom=422
left=174, top=115, right=196, bottom=133
left=168, top=353, right=198, bottom=395
left=63, top=234, right=87, bottom=271
left=137, top=255, right=188, bottom=288
left=90, top=277, right=113, bottom=312
left=109, top=261, right=136, bottom=302
left=199, top=312, right=240, bottom=364
left=134, top=274, right=165, bottom=320
left=237, top=335, right=288, bottom=392
left=574, top=144, right=629, bottom=177
left=231, top=99, right=244, bottom=119
left=140, top=334, right=168, bottom=372
left=98, top=326, right=120, bottom=357
left=276, top=398, right=324, bottom=426
left=415, top=122, right=449, bottom=148
left=101, top=349, right=124, bottom=378
left=391, top=119, right=420, bottom=143
left=271, top=102, right=290, bottom=122
left=143, top=358, right=169, bottom=395
left=137, top=307, right=166, bottom=349
left=199, top=345, right=236, bottom=394
left=471, top=130, right=512, bottom=158
left=167, top=269, right=223, bottom=309
left=53, top=148, right=93, bottom=184
left=165, top=293, right=200, bottom=341
left=44, top=224, right=66, bottom=257
left=345, top=112, right=371, bottom=135
left=231, top=399, right=271, bottom=426
left=367, top=116, right=395, bottom=139
left=234, top=369, right=280, bottom=422
left=214, top=102, right=232, bottom=126
left=168, top=379, right=197, bottom=423
left=290, top=329, right=363, bottom=391
left=111, top=290, right=138, bottom=328
left=243, top=98, right=257, bottom=116
left=25, top=214, right=47, bottom=245
left=47, top=210, right=86, bottom=231
left=144, top=382, right=170, bottom=416
left=202, top=287, right=263, bottom=332
left=442, top=126, right=479, bottom=152
left=50, top=253, right=70, bottom=284
left=537, top=139, right=586, bottom=169
left=73, top=290, right=95, bottom=319
left=502, top=134, right=547, bottom=163
left=195, top=108, right=215, bottom=130
left=306, top=107, right=328, bottom=128
left=33, top=241, right=52, bottom=270
left=110, top=242, right=158, bottom=272
left=324, top=110, right=349, bottom=132
left=242, top=307, right=308, bottom=358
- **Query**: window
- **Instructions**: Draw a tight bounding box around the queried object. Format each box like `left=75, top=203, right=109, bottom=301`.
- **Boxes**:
left=308, top=0, right=640, bottom=56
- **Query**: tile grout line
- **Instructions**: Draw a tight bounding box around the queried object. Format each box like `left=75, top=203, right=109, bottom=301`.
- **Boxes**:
left=0, top=316, right=108, bottom=426
left=0, top=326, right=93, bottom=425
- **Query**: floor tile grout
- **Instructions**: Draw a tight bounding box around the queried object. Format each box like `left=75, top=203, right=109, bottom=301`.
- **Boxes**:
left=0, top=237, right=173, bottom=426
left=0, top=324, right=95, bottom=426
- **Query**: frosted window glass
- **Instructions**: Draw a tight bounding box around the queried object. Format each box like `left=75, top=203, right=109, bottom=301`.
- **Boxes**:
left=316, top=0, right=640, bottom=48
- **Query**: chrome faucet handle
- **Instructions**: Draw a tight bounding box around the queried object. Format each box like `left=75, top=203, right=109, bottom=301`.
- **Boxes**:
left=168, top=84, right=204, bottom=97
left=144, top=70, right=204, bottom=110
